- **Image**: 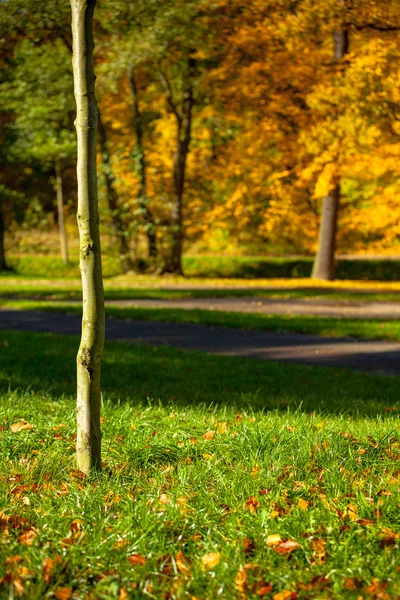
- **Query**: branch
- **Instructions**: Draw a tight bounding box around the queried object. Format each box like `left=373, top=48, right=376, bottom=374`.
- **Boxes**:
left=158, top=63, right=182, bottom=125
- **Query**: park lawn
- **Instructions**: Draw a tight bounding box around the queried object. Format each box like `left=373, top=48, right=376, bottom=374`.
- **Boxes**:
left=4, top=271, right=400, bottom=302
left=0, top=330, right=399, bottom=599
left=3, top=298, right=400, bottom=342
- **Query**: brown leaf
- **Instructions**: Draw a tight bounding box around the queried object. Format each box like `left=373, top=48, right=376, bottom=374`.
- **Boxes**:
left=235, top=565, right=247, bottom=594
left=344, top=577, right=362, bottom=591
left=175, top=550, right=191, bottom=576
left=159, top=493, right=170, bottom=505
left=54, top=587, right=72, bottom=600
left=70, top=520, right=82, bottom=534
left=272, top=592, right=297, bottom=600
left=119, top=588, right=128, bottom=600
left=244, top=496, right=260, bottom=514
left=10, top=421, right=33, bottom=433
left=42, top=557, right=55, bottom=586
left=201, top=552, right=220, bottom=570
left=203, top=430, right=216, bottom=441
left=272, top=540, right=300, bottom=555
left=255, top=582, right=273, bottom=596
left=17, top=529, right=37, bottom=546
left=243, top=537, right=256, bottom=556
left=128, top=553, right=147, bottom=566
left=4, top=555, right=24, bottom=566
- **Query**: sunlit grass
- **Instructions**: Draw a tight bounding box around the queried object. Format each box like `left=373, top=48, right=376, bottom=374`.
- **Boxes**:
left=0, top=330, right=399, bottom=598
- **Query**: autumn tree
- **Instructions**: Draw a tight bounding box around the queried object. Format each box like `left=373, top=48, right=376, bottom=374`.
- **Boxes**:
left=70, top=0, right=105, bottom=474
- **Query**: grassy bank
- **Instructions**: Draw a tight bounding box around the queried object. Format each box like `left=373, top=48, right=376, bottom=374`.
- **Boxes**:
left=0, top=330, right=399, bottom=598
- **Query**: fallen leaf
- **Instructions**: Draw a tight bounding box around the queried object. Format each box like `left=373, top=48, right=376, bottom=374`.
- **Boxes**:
left=217, top=422, right=230, bottom=434
left=235, top=565, right=247, bottom=593
left=128, top=553, right=147, bottom=566
left=17, top=529, right=37, bottom=545
left=245, top=496, right=260, bottom=514
left=175, top=550, right=191, bottom=576
left=255, top=582, right=273, bottom=596
left=54, top=588, right=72, bottom=600
left=266, top=534, right=282, bottom=547
left=203, top=430, right=216, bottom=441
left=4, top=555, right=24, bottom=566
left=272, top=540, right=300, bottom=555
left=159, top=493, right=170, bottom=505
left=344, top=577, right=362, bottom=591
left=119, top=588, right=128, bottom=600
left=201, top=552, right=220, bottom=570
left=347, top=503, right=359, bottom=521
left=42, top=557, right=55, bottom=585
left=298, top=498, right=309, bottom=511
left=10, top=421, right=33, bottom=433
left=243, top=537, right=256, bottom=556
left=251, top=464, right=261, bottom=476
left=272, top=592, right=297, bottom=600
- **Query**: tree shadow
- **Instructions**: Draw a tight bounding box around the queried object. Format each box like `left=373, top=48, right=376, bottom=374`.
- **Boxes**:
left=0, top=330, right=398, bottom=417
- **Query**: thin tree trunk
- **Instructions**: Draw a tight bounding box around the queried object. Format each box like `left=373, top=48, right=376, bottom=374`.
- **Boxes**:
left=55, top=158, right=69, bottom=264
left=159, top=55, right=195, bottom=274
left=128, top=67, right=157, bottom=262
left=0, top=197, right=8, bottom=272
left=70, top=0, right=105, bottom=474
left=311, top=29, right=349, bottom=281
left=97, top=110, right=133, bottom=273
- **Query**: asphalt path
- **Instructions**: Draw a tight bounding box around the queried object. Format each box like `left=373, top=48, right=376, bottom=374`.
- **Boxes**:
left=1, top=308, right=400, bottom=375
left=105, top=297, right=400, bottom=319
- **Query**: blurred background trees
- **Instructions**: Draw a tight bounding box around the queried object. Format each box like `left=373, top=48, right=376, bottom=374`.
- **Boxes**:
left=1, top=0, right=400, bottom=278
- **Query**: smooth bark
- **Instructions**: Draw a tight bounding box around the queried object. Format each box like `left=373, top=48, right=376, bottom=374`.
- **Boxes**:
left=312, top=29, right=348, bottom=281
left=159, top=55, right=195, bottom=274
left=97, top=110, right=133, bottom=273
left=128, top=67, right=157, bottom=261
left=55, top=158, right=69, bottom=264
left=0, top=198, right=8, bottom=272
left=70, top=0, right=105, bottom=474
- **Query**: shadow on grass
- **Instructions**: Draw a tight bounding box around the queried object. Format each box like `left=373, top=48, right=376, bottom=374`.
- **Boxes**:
left=0, top=330, right=398, bottom=417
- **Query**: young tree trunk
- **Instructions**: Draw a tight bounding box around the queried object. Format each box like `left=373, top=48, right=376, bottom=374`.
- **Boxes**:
left=55, top=158, right=69, bottom=264
left=97, top=110, right=133, bottom=274
left=0, top=198, right=8, bottom=272
left=70, top=0, right=105, bottom=474
left=128, top=67, right=157, bottom=262
left=311, top=29, right=349, bottom=281
left=159, top=55, right=195, bottom=275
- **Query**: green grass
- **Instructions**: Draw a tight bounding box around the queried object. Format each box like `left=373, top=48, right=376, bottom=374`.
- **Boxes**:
left=0, top=330, right=399, bottom=599
left=6, top=254, right=400, bottom=280
left=3, top=299, right=400, bottom=342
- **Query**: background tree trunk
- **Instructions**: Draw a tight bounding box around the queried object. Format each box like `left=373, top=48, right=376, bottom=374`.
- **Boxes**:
left=55, top=157, right=69, bottom=264
left=159, top=55, right=195, bottom=275
left=97, top=110, right=133, bottom=274
left=129, top=67, right=157, bottom=262
left=0, top=198, right=8, bottom=272
left=311, top=29, right=349, bottom=281
left=71, top=0, right=105, bottom=475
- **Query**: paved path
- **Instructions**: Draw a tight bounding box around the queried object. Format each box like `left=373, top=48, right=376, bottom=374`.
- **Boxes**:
left=105, top=297, right=400, bottom=319
left=1, top=308, right=399, bottom=375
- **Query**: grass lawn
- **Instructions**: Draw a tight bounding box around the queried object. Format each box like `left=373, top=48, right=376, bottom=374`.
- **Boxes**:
left=3, top=299, right=400, bottom=343
left=0, top=330, right=399, bottom=598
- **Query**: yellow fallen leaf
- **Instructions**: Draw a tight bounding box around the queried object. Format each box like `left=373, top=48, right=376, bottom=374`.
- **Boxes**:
left=159, top=493, right=170, bottom=505
left=266, top=534, right=282, bottom=547
left=201, top=552, right=220, bottom=570
left=175, top=549, right=192, bottom=576
left=203, top=430, right=216, bottom=441
left=347, top=503, right=358, bottom=521
left=11, top=421, right=33, bottom=433
left=298, top=498, right=309, bottom=511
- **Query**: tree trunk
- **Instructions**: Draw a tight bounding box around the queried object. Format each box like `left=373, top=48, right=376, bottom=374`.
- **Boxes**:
left=0, top=197, right=8, bottom=272
left=97, top=110, right=133, bottom=274
left=311, top=29, right=349, bottom=281
left=70, top=0, right=105, bottom=475
left=311, top=185, right=340, bottom=280
left=128, top=67, right=157, bottom=262
left=55, top=158, right=69, bottom=264
left=160, top=55, right=195, bottom=275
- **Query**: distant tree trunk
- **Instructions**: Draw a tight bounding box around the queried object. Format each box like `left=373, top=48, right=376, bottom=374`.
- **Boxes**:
left=55, top=157, right=69, bottom=264
left=159, top=55, right=196, bottom=275
left=97, top=110, right=133, bottom=273
left=0, top=198, right=8, bottom=272
left=70, top=0, right=105, bottom=475
left=128, top=67, right=157, bottom=262
left=312, top=29, right=349, bottom=281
